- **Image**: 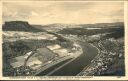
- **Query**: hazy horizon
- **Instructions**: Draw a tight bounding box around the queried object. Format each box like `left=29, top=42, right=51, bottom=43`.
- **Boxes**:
left=3, top=20, right=124, bottom=26
left=3, top=1, right=124, bottom=25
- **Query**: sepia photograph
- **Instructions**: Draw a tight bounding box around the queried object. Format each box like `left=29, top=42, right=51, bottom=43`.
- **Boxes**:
left=0, top=0, right=128, bottom=80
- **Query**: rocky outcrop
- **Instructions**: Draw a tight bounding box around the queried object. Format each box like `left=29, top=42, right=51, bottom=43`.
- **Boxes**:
left=2, top=21, right=42, bottom=32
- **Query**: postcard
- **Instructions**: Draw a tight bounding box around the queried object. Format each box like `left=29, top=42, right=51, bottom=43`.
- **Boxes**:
left=0, top=0, right=128, bottom=80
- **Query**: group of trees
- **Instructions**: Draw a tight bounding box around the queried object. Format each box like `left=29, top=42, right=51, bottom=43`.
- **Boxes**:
left=2, top=41, right=31, bottom=76
left=3, top=41, right=30, bottom=58
left=13, top=66, right=35, bottom=76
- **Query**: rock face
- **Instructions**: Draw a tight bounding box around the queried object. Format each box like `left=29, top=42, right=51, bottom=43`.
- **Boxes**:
left=2, top=21, right=42, bottom=32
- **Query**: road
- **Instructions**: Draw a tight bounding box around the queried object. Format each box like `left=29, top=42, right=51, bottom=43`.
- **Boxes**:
left=35, top=55, right=74, bottom=75
left=37, top=42, right=98, bottom=76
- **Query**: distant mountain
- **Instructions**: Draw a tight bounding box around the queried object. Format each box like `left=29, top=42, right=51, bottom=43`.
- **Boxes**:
left=79, top=22, right=124, bottom=28
left=32, top=25, right=47, bottom=31
left=32, top=22, right=124, bottom=33
left=2, top=21, right=124, bottom=33
left=32, top=24, right=69, bottom=32
left=43, top=22, right=124, bottom=28
left=57, top=22, right=124, bottom=37
left=2, top=21, right=43, bottom=32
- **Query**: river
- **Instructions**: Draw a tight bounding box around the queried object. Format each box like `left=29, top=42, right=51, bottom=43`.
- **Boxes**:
left=37, top=42, right=98, bottom=76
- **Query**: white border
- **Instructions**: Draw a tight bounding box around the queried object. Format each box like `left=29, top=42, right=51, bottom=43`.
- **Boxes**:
left=0, top=0, right=128, bottom=80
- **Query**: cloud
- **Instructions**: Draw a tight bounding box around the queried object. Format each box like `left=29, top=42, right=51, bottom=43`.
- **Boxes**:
left=2, top=1, right=124, bottom=24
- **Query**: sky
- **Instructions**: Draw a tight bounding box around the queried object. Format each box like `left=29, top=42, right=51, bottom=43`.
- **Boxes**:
left=2, top=1, right=124, bottom=25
